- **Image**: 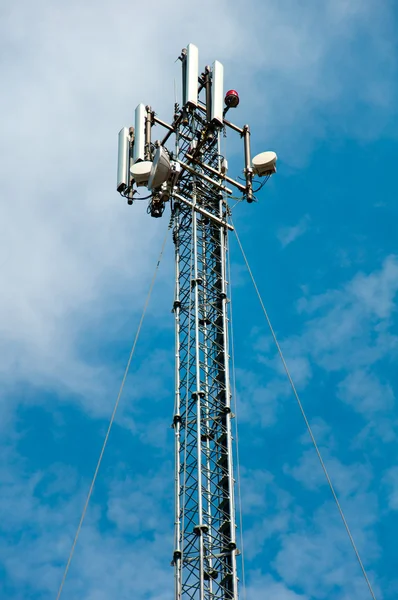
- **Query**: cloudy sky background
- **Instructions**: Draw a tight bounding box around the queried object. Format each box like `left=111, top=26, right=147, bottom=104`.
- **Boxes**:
left=1, top=0, right=397, bottom=598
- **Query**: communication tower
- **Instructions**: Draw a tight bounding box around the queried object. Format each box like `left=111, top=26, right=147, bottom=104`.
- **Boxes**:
left=117, top=43, right=277, bottom=600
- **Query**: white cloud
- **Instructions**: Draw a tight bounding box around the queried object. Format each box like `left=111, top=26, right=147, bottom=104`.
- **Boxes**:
left=232, top=257, right=397, bottom=596
left=299, top=418, right=333, bottom=448
left=0, top=445, right=174, bottom=599
left=239, top=468, right=296, bottom=561
left=246, top=571, right=308, bottom=600
left=236, top=366, right=294, bottom=428
left=284, top=448, right=373, bottom=499
left=0, top=0, right=396, bottom=410
left=275, top=447, right=381, bottom=599
left=240, top=256, right=398, bottom=447
left=338, top=369, right=395, bottom=415
left=273, top=511, right=380, bottom=600
left=296, top=257, right=398, bottom=442
left=0, top=3, right=397, bottom=598
left=277, top=215, right=311, bottom=248
left=383, top=467, right=398, bottom=511
left=296, top=256, right=398, bottom=377
left=107, top=464, right=173, bottom=535
left=348, top=256, right=398, bottom=319
left=236, top=448, right=382, bottom=598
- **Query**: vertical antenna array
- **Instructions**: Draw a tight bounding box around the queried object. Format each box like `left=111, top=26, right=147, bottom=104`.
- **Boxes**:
left=116, top=43, right=277, bottom=600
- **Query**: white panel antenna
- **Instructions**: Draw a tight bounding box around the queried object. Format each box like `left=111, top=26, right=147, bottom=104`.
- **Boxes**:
left=133, top=104, right=146, bottom=162
left=211, top=60, right=224, bottom=125
left=117, top=127, right=130, bottom=192
left=185, top=43, right=199, bottom=107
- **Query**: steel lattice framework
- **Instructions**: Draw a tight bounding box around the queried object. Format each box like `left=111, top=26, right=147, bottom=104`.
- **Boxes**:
left=171, top=111, right=238, bottom=600
left=117, top=42, right=276, bottom=600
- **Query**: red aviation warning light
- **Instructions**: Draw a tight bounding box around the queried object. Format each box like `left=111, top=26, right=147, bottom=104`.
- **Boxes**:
left=225, top=89, right=240, bottom=108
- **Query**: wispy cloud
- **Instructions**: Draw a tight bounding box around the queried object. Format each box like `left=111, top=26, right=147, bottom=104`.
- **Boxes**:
left=242, top=255, right=398, bottom=446
left=0, top=444, right=174, bottom=599
left=0, top=0, right=396, bottom=406
left=235, top=438, right=382, bottom=598
left=0, top=2, right=397, bottom=599
left=274, top=428, right=382, bottom=598
left=338, top=369, right=395, bottom=415
left=246, top=572, right=309, bottom=599
left=383, top=467, right=398, bottom=511
left=277, top=215, right=311, bottom=248
left=235, top=255, right=397, bottom=596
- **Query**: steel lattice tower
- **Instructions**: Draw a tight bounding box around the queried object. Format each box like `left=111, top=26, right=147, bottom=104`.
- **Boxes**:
left=172, top=118, right=238, bottom=600
left=117, top=43, right=276, bottom=600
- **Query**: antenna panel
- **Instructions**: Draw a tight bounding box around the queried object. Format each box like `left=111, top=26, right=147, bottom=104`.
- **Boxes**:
left=211, top=60, right=224, bottom=125
left=117, top=127, right=130, bottom=192
left=185, top=43, right=199, bottom=107
left=133, top=104, right=146, bottom=162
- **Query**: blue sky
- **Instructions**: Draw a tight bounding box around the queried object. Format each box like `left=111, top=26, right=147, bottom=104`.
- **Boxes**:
left=0, top=0, right=397, bottom=598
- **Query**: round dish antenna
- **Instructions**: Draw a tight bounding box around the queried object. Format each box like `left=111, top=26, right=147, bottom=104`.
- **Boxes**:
left=130, top=160, right=152, bottom=187
left=252, top=151, right=277, bottom=176
left=148, top=146, right=171, bottom=191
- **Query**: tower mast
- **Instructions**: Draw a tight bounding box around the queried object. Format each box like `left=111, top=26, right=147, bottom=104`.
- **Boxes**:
left=172, top=108, right=238, bottom=600
left=116, top=43, right=277, bottom=600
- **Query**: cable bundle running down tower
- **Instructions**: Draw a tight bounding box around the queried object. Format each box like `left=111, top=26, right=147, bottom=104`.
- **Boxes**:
left=117, top=44, right=277, bottom=600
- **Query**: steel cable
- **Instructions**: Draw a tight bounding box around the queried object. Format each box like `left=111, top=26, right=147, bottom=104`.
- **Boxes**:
left=232, top=222, right=378, bottom=600
left=55, top=226, right=169, bottom=600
